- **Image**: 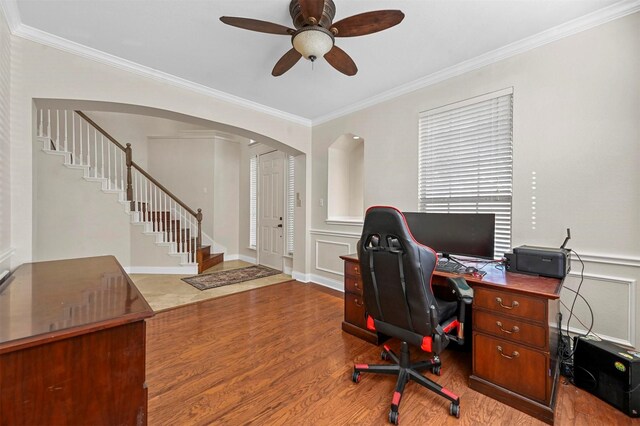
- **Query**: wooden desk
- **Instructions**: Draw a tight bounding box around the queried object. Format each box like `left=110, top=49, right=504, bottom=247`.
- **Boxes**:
left=340, top=254, right=562, bottom=424
left=0, top=256, right=154, bottom=425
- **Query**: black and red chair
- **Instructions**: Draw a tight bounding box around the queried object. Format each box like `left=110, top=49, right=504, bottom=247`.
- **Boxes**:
left=351, top=206, right=473, bottom=424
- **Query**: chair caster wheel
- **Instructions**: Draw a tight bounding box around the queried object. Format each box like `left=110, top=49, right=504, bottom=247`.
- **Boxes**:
left=432, top=365, right=441, bottom=376
left=388, top=410, right=399, bottom=425
left=381, top=350, right=390, bottom=361
left=449, top=402, right=460, bottom=418
left=352, top=370, right=361, bottom=383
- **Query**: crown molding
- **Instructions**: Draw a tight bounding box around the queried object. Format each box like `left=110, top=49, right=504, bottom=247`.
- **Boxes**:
left=4, top=0, right=638, bottom=127
left=0, top=0, right=20, bottom=32
left=9, top=22, right=312, bottom=127
left=312, top=0, right=640, bottom=125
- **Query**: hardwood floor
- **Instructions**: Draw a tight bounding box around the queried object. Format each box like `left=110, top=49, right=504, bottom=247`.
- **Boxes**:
left=146, top=281, right=635, bottom=425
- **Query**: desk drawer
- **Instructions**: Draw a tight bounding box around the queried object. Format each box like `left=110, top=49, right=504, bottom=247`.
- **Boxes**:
left=345, top=260, right=361, bottom=278
left=473, top=333, right=549, bottom=404
left=474, top=310, right=547, bottom=350
left=345, top=293, right=366, bottom=328
left=474, top=288, right=546, bottom=323
left=345, top=276, right=363, bottom=295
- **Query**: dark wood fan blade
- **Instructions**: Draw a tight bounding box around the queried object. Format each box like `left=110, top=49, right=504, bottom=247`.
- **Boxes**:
left=272, top=48, right=303, bottom=76
left=220, top=16, right=294, bottom=35
left=299, top=0, right=325, bottom=24
left=324, top=45, right=357, bottom=76
left=332, top=10, right=405, bottom=37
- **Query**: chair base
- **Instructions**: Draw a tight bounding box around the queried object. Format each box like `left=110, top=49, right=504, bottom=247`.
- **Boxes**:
left=352, top=341, right=461, bottom=424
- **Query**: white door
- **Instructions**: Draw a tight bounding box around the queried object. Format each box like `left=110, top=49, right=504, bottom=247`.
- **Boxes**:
left=258, top=151, right=285, bottom=271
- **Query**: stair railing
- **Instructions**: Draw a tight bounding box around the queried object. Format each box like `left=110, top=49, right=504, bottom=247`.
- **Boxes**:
left=36, top=108, right=203, bottom=262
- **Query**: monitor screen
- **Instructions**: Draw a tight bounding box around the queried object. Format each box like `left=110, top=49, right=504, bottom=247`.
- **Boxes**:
left=403, top=212, right=496, bottom=260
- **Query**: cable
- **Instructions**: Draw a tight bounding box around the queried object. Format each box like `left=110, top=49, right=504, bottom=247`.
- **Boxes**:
left=565, top=249, right=586, bottom=338
left=560, top=289, right=597, bottom=339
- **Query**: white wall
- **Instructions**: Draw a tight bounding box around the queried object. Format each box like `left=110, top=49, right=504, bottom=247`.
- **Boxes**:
left=310, top=13, right=640, bottom=346
left=9, top=35, right=311, bottom=271
left=0, top=7, right=11, bottom=271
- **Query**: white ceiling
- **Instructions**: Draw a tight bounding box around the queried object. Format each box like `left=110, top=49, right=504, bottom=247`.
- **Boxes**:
left=10, top=0, right=632, bottom=122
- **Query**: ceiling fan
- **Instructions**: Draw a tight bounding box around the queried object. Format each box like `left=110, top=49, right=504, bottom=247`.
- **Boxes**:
left=220, top=0, right=404, bottom=77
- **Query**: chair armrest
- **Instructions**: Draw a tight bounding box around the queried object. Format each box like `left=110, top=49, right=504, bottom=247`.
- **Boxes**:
left=446, top=277, right=474, bottom=304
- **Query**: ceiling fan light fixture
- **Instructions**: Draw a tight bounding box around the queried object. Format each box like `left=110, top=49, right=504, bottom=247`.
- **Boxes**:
left=292, top=27, right=334, bottom=62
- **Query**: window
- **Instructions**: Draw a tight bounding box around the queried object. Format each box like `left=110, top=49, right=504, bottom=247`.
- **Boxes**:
left=418, top=89, right=513, bottom=258
left=249, top=155, right=257, bottom=249
left=285, top=155, right=295, bottom=256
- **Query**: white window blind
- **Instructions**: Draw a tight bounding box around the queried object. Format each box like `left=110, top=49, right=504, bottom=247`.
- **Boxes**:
left=249, top=156, right=257, bottom=249
left=285, top=155, right=295, bottom=255
left=418, top=91, right=513, bottom=258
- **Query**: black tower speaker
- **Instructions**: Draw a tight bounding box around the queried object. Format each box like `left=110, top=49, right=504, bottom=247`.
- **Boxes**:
left=573, top=337, right=639, bottom=417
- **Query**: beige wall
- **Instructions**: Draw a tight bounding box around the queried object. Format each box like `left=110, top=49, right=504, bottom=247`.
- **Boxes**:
left=212, top=139, right=240, bottom=257
left=0, top=7, right=11, bottom=271
left=84, top=111, right=210, bottom=169
left=9, top=35, right=311, bottom=270
left=33, top=147, right=132, bottom=264
left=310, top=14, right=640, bottom=346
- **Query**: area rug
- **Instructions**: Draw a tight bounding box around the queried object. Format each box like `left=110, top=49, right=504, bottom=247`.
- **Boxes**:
left=181, top=265, right=281, bottom=291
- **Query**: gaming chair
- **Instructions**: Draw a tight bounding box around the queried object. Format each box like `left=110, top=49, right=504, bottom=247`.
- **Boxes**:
left=351, top=206, right=474, bottom=424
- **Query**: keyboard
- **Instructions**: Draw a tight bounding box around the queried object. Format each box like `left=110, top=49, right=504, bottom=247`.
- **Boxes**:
left=435, top=260, right=465, bottom=274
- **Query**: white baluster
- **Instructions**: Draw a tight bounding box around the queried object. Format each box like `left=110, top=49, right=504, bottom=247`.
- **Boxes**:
left=86, top=123, right=91, bottom=172
left=38, top=109, right=43, bottom=137
left=71, top=113, right=76, bottom=164
left=168, top=199, right=173, bottom=251
left=78, top=120, right=84, bottom=165
left=47, top=109, right=51, bottom=140
left=56, top=110, right=60, bottom=150
left=93, top=129, right=97, bottom=177
left=100, top=135, right=104, bottom=179
left=64, top=110, right=68, bottom=153
left=120, top=151, right=125, bottom=191
left=107, top=142, right=111, bottom=189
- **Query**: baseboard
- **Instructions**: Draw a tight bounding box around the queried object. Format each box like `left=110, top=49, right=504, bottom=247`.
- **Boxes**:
left=124, top=265, right=197, bottom=275
left=238, top=254, right=257, bottom=264
left=292, top=271, right=310, bottom=283
left=308, top=273, right=344, bottom=292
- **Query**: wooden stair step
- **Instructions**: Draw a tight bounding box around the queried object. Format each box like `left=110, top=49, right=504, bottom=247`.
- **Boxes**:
left=198, top=252, right=223, bottom=274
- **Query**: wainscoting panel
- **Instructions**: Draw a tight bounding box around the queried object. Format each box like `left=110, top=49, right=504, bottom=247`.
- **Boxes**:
left=315, top=240, right=351, bottom=275
left=561, top=256, right=638, bottom=347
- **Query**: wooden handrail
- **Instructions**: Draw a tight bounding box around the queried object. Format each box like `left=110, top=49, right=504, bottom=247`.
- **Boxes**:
left=74, top=110, right=203, bottom=249
left=74, top=111, right=127, bottom=152
left=131, top=162, right=198, bottom=218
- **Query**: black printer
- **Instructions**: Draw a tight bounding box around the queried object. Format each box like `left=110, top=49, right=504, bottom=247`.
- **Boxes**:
left=505, top=245, right=570, bottom=279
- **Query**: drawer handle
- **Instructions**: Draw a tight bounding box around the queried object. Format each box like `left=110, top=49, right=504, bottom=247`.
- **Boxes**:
left=496, top=321, right=519, bottom=334
left=495, top=297, right=519, bottom=310
left=354, top=266, right=359, bottom=274
left=354, top=281, right=360, bottom=290
left=497, top=346, right=520, bottom=360
left=354, top=298, right=363, bottom=307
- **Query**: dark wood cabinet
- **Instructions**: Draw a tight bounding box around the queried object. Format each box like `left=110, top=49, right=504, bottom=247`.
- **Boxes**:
left=340, top=253, right=562, bottom=424
left=340, top=255, right=386, bottom=344
left=0, top=256, right=154, bottom=425
left=470, top=285, right=561, bottom=424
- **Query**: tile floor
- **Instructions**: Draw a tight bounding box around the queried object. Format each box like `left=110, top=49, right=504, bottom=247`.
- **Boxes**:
left=130, top=260, right=293, bottom=312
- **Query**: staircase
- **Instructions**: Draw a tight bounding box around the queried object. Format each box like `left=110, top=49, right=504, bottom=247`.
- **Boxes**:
left=37, top=108, right=223, bottom=274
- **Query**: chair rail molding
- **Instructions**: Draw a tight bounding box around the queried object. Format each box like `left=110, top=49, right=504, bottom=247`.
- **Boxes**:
left=571, top=252, right=640, bottom=268
left=309, top=229, right=360, bottom=239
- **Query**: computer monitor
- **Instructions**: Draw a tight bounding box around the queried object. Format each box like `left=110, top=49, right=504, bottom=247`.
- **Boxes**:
left=403, top=212, right=496, bottom=260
